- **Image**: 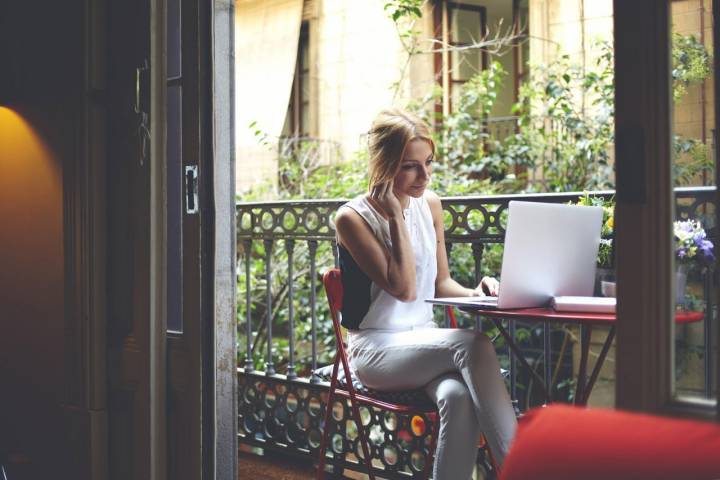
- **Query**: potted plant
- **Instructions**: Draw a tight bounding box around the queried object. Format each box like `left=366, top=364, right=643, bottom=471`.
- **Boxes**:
left=673, top=219, right=714, bottom=305
left=575, top=193, right=615, bottom=295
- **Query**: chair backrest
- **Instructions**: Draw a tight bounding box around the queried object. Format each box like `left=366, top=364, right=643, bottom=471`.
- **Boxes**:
left=323, top=268, right=344, bottom=313
left=322, top=268, right=348, bottom=358
left=323, top=266, right=458, bottom=332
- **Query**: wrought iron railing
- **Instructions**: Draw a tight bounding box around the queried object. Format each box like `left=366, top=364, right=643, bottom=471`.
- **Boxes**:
left=236, top=187, right=716, bottom=479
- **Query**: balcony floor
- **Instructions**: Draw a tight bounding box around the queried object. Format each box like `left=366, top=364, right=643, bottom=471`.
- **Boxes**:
left=239, top=447, right=368, bottom=479
left=239, top=449, right=314, bottom=479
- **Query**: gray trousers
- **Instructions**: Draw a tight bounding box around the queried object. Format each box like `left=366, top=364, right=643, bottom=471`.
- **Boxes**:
left=349, top=328, right=517, bottom=480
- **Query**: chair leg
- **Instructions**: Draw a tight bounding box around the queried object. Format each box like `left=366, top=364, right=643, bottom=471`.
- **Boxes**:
left=346, top=393, right=376, bottom=480
left=317, top=358, right=340, bottom=480
left=316, top=394, right=332, bottom=479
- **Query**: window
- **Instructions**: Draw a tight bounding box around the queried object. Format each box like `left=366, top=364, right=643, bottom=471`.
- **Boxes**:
left=614, top=0, right=719, bottom=417
left=513, top=0, right=529, bottom=102
left=448, top=3, right=487, bottom=111
left=670, top=0, right=716, bottom=405
left=282, top=22, right=310, bottom=138
left=433, top=1, right=524, bottom=117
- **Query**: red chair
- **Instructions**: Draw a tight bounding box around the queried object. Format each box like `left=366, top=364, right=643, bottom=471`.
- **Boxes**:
left=317, top=268, right=496, bottom=479
left=500, top=404, right=720, bottom=480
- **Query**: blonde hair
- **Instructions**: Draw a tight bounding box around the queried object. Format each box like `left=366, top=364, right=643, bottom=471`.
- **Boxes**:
left=367, top=108, right=435, bottom=191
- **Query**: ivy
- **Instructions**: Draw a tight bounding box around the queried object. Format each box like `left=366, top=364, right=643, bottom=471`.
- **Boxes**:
left=672, top=33, right=713, bottom=102
left=383, top=0, right=423, bottom=22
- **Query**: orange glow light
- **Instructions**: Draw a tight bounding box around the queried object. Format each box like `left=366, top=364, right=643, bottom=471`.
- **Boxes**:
left=0, top=105, right=63, bottom=307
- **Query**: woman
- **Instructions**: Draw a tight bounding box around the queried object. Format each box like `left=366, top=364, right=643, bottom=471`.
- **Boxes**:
left=334, top=109, right=517, bottom=479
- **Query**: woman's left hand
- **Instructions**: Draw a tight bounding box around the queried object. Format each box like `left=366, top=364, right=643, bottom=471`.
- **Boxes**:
left=474, top=276, right=499, bottom=297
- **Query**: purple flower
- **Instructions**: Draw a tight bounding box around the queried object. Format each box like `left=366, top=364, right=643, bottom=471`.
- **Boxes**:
left=674, top=219, right=714, bottom=265
left=700, top=239, right=714, bottom=260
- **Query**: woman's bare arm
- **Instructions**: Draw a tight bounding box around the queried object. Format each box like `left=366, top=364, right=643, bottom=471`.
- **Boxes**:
left=427, top=191, right=499, bottom=297
left=335, top=185, right=417, bottom=301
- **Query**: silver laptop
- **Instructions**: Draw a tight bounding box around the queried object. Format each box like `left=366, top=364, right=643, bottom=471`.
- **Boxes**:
left=428, top=201, right=603, bottom=310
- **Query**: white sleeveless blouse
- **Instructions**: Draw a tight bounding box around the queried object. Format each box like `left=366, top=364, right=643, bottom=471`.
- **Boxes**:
left=340, top=193, right=438, bottom=336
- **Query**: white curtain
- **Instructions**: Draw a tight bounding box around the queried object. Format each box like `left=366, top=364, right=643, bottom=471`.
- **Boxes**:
left=235, top=0, right=304, bottom=149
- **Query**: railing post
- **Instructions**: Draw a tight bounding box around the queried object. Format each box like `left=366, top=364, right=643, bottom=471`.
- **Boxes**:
left=704, top=271, right=713, bottom=398
left=244, top=239, right=254, bottom=372
left=544, top=322, right=552, bottom=402
left=472, top=242, right=485, bottom=332
left=509, top=319, right=517, bottom=401
left=264, top=238, right=276, bottom=375
left=286, top=239, right=297, bottom=380
left=444, top=241, right=454, bottom=328
left=309, top=239, right=320, bottom=383
left=332, top=239, right=339, bottom=268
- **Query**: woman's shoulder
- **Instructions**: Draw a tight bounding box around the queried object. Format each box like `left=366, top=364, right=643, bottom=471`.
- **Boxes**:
left=335, top=194, right=374, bottom=230
left=423, top=189, right=441, bottom=205
left=337, top=194, right=369, bottom=217
left=423, top=190, right=442, bottom=214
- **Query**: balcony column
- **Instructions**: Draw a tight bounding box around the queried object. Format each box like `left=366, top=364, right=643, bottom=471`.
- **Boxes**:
left=264, top=238, right=276, bottom=375
left=309, top=239, right=320, bottom=383
left=286, top=239, right=297, bottom=379
left=244, top=239, right=254, bottom=371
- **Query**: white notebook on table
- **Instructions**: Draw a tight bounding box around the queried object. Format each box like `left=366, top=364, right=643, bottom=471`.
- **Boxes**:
left=552, top=296, right=616, bottom=313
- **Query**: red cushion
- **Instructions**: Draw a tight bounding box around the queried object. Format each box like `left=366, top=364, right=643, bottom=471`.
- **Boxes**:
left=501, top=404, right=720, bottom=480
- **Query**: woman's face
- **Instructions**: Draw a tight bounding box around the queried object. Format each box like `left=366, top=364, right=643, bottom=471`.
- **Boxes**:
left=393, top=138, right=433, bottom=199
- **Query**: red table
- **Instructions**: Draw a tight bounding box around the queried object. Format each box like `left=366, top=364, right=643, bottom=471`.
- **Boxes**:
left=457, top=306, right=703, bottom=406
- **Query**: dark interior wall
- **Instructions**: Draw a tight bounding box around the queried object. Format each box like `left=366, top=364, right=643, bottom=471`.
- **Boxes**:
left=0, top=1, right=85, bottom=477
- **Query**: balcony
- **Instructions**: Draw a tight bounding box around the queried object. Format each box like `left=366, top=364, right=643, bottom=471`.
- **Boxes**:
left=236, top=187, right=717, bottom=479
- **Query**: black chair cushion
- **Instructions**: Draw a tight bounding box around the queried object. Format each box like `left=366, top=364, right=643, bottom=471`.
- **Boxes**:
left=314, top=365, right=435, bottom=408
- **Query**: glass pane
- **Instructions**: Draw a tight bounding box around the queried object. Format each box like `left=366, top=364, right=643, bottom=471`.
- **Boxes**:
left=301, top=38, right=309, bottom=68
left=300, top=102, right=309, bottom=136
left=671, top=0, right=716, bottom=401
left=167, top=0, right=181, bottom=78
left=451, top=8, right=483, bottom=45
left=301, top=72, right=310, bottom=102
left=167, top=84, right=183, bottom=333
left=451, top=49, right=482, bottom=82
left=518, top=0, right=529, bottom=77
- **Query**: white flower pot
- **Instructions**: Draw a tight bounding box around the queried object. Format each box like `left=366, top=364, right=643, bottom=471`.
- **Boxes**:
left=676, top=264, right=688, bottom=305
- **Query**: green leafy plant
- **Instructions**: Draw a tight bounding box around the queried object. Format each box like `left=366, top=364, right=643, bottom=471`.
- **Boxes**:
left=671, top=34, right=714, bottom=186
left=575, top=192, right=615, bottom=268
left=673, top=135, right=714, bottom=186
left=514, top=42, right=615, bottom=192
left=411, top=42, right=616, bottom=193
left=383, top=0, right=423, bottom=22
left=672, top=33, right=712, bottom=102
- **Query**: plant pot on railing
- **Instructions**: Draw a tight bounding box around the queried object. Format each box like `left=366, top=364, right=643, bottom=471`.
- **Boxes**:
left=676, top=264, right=688, bottom=306
left=594, top=267, right=615, bottom=297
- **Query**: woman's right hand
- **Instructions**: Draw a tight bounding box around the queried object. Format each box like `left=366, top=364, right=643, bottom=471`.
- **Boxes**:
left=370, top=180, right=403, bottom=219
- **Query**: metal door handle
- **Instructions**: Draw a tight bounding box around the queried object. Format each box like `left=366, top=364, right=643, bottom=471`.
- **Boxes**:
left=185, top=165, right=199, bottom=214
